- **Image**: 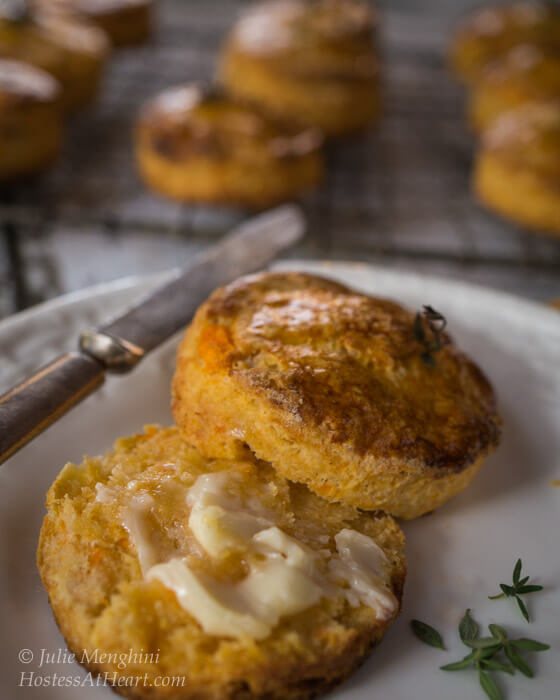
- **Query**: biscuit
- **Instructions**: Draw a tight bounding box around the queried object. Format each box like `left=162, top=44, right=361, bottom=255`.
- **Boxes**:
left=38, top=425, right=406, bottom=700
left=473, top=100, right=560, bottom=237
left=218, top=0, right=380, bottom=136
left=450, top=2, right=560, bottom=84
left=43, top=0, right=153, bottom=46
left=0, top=59, right=62, bottom=179
left=469, top=44, right=560, bottom=131
left=136, top=84, right=323, bottom=208
left=172, top=272, right=501, bottom=519
left=0, top=7, right=109, bottom=110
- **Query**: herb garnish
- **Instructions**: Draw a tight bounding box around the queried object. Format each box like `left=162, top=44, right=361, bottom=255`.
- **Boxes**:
left=413, top=305, right=449, bottom=366
left=410, top=619, right=445, bottom=649
left=411, top=608, right=550, bottom=700
left=488, top=559, right=543, bottom=622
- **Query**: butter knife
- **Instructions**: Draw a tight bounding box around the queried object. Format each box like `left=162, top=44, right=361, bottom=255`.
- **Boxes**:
left=0, top=205, right=305, bottom=465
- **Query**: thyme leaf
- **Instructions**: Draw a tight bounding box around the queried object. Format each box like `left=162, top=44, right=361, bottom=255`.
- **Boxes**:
left=488, top=559, right=543, bottom=621
left=410, top=619, right=445, bottom=650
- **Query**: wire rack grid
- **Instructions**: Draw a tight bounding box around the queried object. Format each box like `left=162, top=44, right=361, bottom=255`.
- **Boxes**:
left=1, top=0, right=559, bottom=318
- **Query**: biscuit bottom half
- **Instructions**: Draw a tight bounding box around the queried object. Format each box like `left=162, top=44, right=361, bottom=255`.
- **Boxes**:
left=37, top=426, right=406, bottom=700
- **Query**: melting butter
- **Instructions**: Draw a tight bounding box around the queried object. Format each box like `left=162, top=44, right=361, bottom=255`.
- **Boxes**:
left=122, top=493, right=159, bottom=575
left=119, top=470, right=397, bottom=639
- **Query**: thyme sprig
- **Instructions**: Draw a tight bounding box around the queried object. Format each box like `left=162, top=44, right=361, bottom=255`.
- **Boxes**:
left=411, top=608, right=550, bottom=700
left=488, top=559, right=543, bottom=622
left=413, top=305, right=449, bottom=366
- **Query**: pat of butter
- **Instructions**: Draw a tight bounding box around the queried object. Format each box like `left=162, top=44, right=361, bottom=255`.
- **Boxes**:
left=147, top=558, right=271, bottom=639
left=147, top=552, right=323, bottom=641
left=121, top=471, right=398, bottom=640
left=188, top=504, right=271, bottom=558
left=329, top=529, right=397, bottom=617
left=122, top=493, right=158, bottom=575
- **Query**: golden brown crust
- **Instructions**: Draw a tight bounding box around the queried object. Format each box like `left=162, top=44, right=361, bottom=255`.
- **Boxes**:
left=449, top=2, right=560, bottom=83
left=469, top=44, right=560, bottom=131
left=0, top=8, right=109, bottom=109
left=218, top=0, right=380, bottom=136
left=473, top=100, right=560, bottom=236
left=43, top=0, right=153, bottom=46
left=172, top=272, right=501, bottom=518
left=0, top=59, right=62, bottom=179
left=37, top=426, right=406, bottom=700
left=136, top=84, right=323, bottom=208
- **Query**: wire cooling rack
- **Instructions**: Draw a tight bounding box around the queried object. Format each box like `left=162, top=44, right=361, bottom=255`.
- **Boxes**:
left=1, top=0, right=560, bottom=317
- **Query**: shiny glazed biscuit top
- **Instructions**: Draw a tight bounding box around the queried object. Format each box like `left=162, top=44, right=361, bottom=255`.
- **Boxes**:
left=231, top=0, right=376, bottom=54
left=139, top=84, right=323, bottom=163
left=456, top=2, right=560, bottom=41
left=0, top=9, right=109, bottom=58
left=189, top=272, right=501, bottom=473
left=0, top=58, right=59, bottom=106
left=479, top=44, right=560, bottom=88
left=482, top=100, right=560, bottom=175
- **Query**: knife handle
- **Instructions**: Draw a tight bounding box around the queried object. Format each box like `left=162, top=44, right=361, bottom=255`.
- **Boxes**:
left=0, top=353, right=104, bottom=466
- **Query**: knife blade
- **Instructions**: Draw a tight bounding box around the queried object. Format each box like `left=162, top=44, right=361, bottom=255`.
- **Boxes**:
left=0, top=205, right=305, bottom=465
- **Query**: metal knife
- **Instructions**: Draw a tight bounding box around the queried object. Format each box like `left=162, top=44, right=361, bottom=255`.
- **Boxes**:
left=0, top=205, right=305, bottom=466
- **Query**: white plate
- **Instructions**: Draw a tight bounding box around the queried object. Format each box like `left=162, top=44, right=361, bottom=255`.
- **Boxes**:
left=1, top=262, right=559, bottom=700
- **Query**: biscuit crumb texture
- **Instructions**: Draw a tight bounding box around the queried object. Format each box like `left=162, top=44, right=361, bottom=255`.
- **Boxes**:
left=38, top=425, right=405, bottom=700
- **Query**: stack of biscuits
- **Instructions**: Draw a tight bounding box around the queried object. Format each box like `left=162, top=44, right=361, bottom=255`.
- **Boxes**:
left=450, top=1, right=560, bottom=237
left=135, top=0, right=382, bottom=209
left=38, top=270, right=502, bottom=699
left=0, top=0, right=154, bottom=181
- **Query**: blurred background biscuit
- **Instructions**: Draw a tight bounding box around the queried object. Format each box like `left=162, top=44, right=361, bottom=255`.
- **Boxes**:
left=219, top=0, right=380, bottom=136
left=136, top=83, right=324, bottom=208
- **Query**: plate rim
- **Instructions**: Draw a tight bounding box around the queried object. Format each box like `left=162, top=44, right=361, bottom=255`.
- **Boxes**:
left=1, top=259, right=559, bottom=339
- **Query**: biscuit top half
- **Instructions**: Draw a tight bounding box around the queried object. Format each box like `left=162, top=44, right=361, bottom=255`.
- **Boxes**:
left=173, top=272, right=501, bottom=478
left=482, top=100, right=560, bottom=176
left=138, top=84, right=322, bottom=163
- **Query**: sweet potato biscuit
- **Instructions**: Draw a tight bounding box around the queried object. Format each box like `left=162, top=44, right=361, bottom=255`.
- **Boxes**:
left=172, top=272, right=501, bottom=519
left=38, top=425, right=406, bottom=700
left=218, top=0, right=380, bottom=136
left=0, top=59, right=62, bottom=179
left=469, top=44, right=560, bottom=131
left=41, top=0, right=153, bottom=46
left=0, top=6, right=109, bottom=110
left=450, top=2, right=560, bottom=84
left=473, top=100, right=560, bottom=237
left=136, top=83, right=323, bottom=208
